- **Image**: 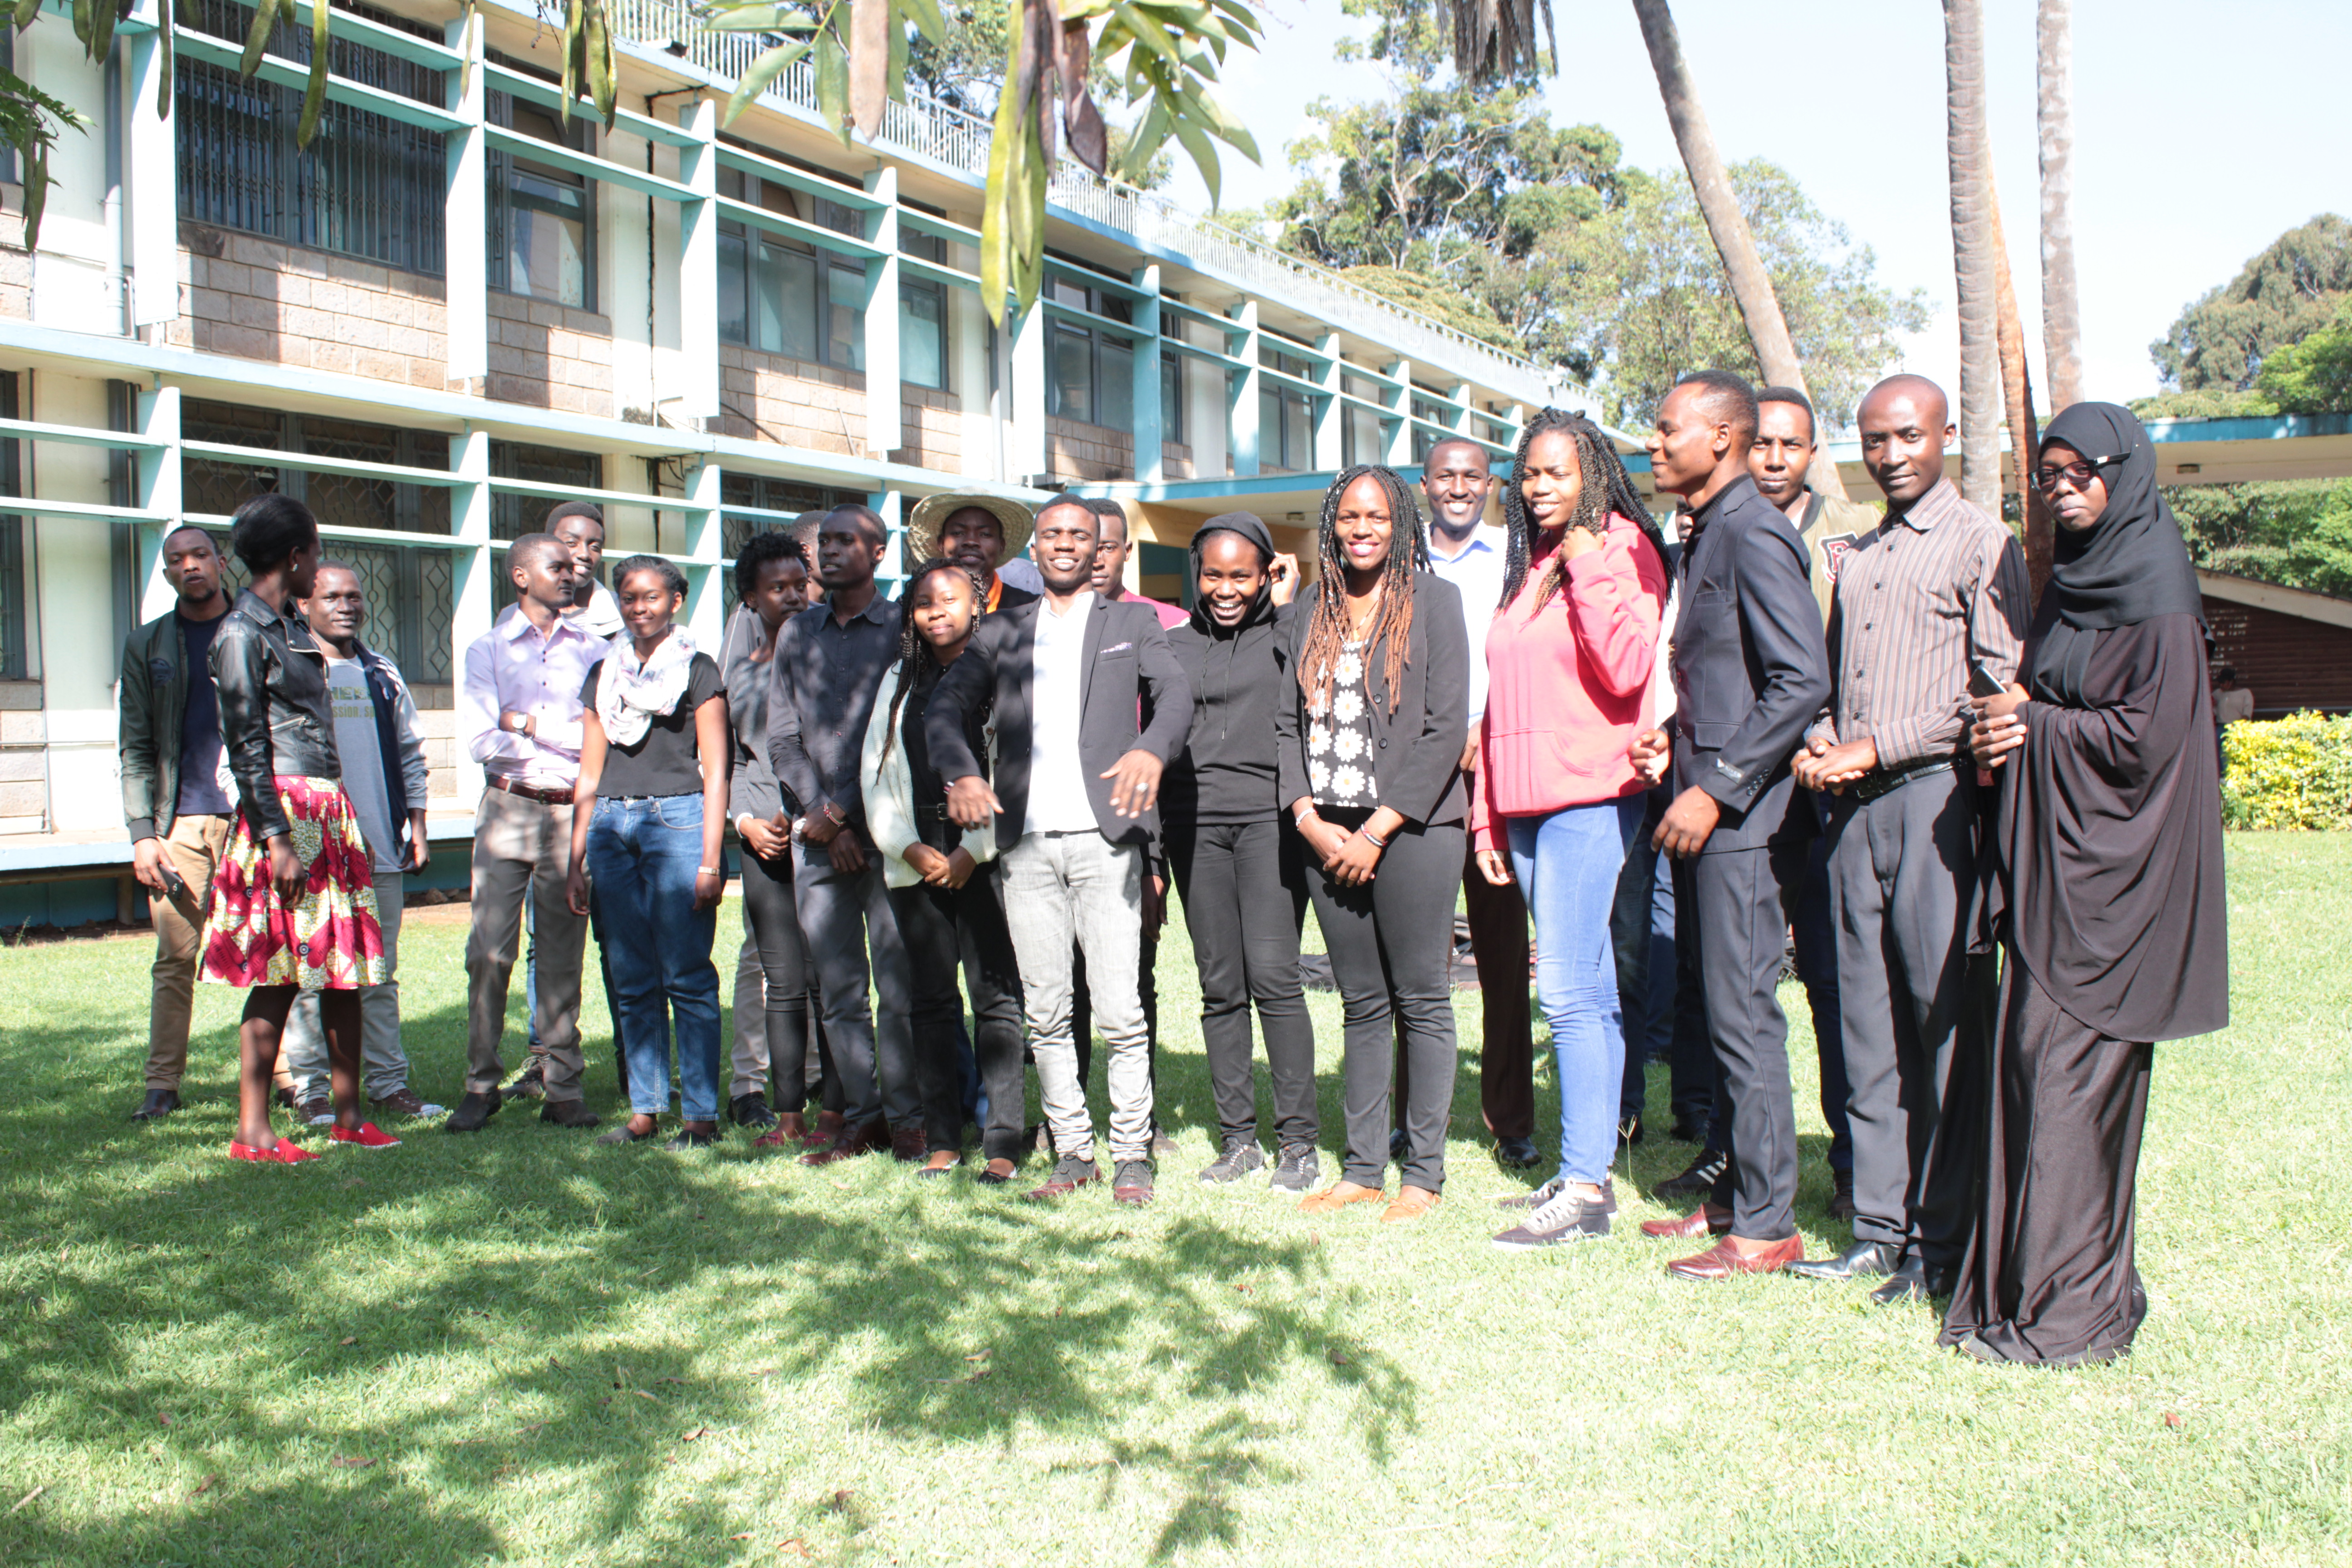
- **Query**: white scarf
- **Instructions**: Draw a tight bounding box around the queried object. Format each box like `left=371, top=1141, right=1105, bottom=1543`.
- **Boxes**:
left=597, top=626, right=699, bottom=749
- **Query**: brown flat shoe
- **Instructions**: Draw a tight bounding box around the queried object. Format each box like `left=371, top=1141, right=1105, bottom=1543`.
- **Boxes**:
left=1381, top=1186, right=1442, bottom=1224
left=1665, top=1234, right=1804, bottom=1281
left=799, top=1118, right=888, bottom=1167
left=801, top=1109, right=843, bottom=1149
left=1639, top=1203, right=1733, bottom=1239
left=1298, top=1180, right=1387, bottom=1215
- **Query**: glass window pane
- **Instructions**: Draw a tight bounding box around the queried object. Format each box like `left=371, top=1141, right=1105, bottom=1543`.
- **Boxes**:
left=1286, top=392, right=1313, bottom=470
left=825, top=259, right=872, bottom=370
left=900, top=283, right=946, bottom=390
left=1098, top=338, right=1133, bottom=432
left=1051, top=326, right=1092, bottom=421
left=1160, top=353, right=1184, bottom=444
left=1259, top=387, right=1281, bottom=467
left=758, top=243, right=818, bottom=361
left=718, top=231, right=749, bottom=345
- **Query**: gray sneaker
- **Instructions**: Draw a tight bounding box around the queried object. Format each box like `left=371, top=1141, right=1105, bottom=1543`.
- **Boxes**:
left=1198, top=1137, right=1266, bottom=1184
left=1492, top=1183, right=1613, bottom=1250
left=1497, top=1176, right=1616, bottom=1213
left=1112, top=1160, right=1155, bottom=1206
left=1270, top=1141, right=1320, bottom=1193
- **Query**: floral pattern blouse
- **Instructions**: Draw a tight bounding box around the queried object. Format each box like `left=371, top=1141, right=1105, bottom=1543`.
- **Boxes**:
left=1306, top=637, right=1377, bottom=807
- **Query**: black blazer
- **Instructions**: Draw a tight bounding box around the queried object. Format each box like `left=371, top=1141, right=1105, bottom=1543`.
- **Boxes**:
left=1275, top=573, right=1471, bottom=828
left=1668, top=474, right=1832, bottom=853
left=925, top=593, right=1193, bottom=853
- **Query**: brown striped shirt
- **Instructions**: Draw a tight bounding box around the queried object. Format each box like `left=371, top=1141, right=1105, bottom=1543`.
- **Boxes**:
left=1812, top=477, right=2031, bottom=768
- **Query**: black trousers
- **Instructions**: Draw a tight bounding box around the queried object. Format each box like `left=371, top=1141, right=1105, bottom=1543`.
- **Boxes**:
left=739, top=844, right=836, bottom=1109
left=1166, top=818, right=1317, bottom=1147
left=1397, top=839, right=1534, bottom=1140
left=1311, top=813, right=1464, bottom=1193
left=1827, top=769, right=1994, bottom=1262
left=1689, top=837, right=1807, bottom=1240
left=889, top=864, right=1028, bottom=1162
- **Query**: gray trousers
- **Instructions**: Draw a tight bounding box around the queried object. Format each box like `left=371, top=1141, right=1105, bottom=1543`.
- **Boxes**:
left=465, top=788, right=587, bottom=1101
left=1828, top=767, right=1994, bottom=1265
left=1691, top=838, right=1807, bottom=1241
left=792, top=837, right=914, bottom=1128
left=1002, top=831, right=1152, bottom=1162
left=283, top=870, right=409, bottom=1102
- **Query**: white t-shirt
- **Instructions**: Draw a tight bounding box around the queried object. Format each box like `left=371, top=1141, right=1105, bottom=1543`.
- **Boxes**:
left=1023, top=592, right=1100, bottom=837
left=325, top=656, right=400, bottom=874
left=1426, top=525, right=1509, bottom=718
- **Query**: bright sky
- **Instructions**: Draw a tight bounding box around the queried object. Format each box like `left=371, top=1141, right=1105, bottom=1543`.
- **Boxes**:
left=1162, top=0, right=2352, bottom=420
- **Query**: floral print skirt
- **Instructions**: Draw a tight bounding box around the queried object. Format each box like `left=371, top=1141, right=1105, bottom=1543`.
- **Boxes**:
left=199, top=777, right=390, bottom=991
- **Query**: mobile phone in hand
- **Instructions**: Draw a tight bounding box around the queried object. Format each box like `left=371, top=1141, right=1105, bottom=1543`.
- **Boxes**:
left=1967, top=660, right=2007, bottom=700
left=160, top=864, right=188, bottom=902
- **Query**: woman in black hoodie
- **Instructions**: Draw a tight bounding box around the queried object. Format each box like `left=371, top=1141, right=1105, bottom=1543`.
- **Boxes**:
left=1164, top=514, right=1320, bottom=1194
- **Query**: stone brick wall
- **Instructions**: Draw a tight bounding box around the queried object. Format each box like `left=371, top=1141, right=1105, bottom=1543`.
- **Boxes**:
left=485, top=291, right=615, bottom=417
left=168, top=225, right=448, bottom=389
left=412, top=703, right=463, bottom=807
left=890, top=385, right=960, bottom=470
left=1047, top=416, right=1135, bottom=482
left=717, top=345, right=867, bottom=457
left=1161, top=440, right=1194, bottom=481
left=0, top=685, right=43, bottom=830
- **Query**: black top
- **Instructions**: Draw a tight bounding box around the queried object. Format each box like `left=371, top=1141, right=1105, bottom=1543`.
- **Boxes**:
left=925, top=594, right=1193, bottom=853
left=175, top=612, right=235, bottom=817
left=897, top=660, right=990, bottom=854
left=583, top=652, right=725, bottom=800
left=1273, top=573, right=1471, bottom=828
left=1165, top=514, right=1294, bottom=827
left=766, top=593, right=902, bottom=831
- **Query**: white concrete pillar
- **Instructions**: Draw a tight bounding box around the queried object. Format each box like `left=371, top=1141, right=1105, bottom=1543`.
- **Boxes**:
left=135, top=383, right=182, bottom=621
left=862, top=166, right=902, bottom=460
left=449, top=426, right=495, bottom=802
left=1385, top=358, right=1414, bottom=467
left=443, top=9, right=488, bottom=390
left=1009, top=303, right=1047, bottom=483
left=676, top=96, right=720, bottom=425
left=1312, top=331, right=1343, bottom=473
left=1230, top=299, right=1260, bottom=478
left=126, top=1, right=179, bottom=327
left=681, top=457, right=725, bottom=648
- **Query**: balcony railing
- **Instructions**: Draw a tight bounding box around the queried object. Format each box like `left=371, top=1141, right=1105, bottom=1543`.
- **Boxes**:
left=603, top=0, right=1554, bottom=404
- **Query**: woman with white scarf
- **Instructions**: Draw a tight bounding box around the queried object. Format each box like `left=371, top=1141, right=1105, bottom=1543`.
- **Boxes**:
left=566, top=556, right=732, bottom=1149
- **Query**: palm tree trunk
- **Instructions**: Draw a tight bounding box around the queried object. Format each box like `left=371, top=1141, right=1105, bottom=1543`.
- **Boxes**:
left=1989, top=190, right=2056, bottom=593
left=1632, top=0, right=1847, bottom=500
left=1944, top=0, right=2002, bottom=516
left=2037, top=0, right=2083, bottom=412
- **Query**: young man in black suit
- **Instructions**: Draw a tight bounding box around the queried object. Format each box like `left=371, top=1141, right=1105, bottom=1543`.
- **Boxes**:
left=928, top=498, right=1193, bottom=1206
left=1630, top=371, right=1831, bottom=1281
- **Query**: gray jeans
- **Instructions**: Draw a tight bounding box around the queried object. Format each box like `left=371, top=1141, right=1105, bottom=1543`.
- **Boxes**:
left=282, top=870, right=409, bottom=1102
left=1002, top=831, right=1151, bottom=1162
left=793, top=837, right=915, bottom=1128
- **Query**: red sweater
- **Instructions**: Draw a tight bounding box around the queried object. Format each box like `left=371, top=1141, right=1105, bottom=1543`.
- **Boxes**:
left=1472, top=514, right=1668, bottom=851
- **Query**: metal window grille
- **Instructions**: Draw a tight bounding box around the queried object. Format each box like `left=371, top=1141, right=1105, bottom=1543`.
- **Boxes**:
left=176, top=0, right=447, bottom=276
left=719, top=475, right=865, bottom=562
left=489, top=442, right=603, bottom=542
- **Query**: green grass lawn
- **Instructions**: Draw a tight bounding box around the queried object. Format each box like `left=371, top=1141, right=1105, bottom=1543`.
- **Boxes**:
left=0, top=834, right=2346, bottom=1566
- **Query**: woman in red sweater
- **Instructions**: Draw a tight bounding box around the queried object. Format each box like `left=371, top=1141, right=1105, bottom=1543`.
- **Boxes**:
left=1478, top=409, right=1671, bottom=1250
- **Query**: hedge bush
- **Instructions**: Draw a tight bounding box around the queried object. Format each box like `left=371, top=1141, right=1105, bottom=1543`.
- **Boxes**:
left=2222, top=711, right=2352, bottom=829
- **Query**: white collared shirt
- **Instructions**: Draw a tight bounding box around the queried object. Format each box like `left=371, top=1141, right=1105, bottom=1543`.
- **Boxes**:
left=1023, top=591, right=1099, bottom=836
left=1426, top=524, right=1509, bottom=718
left=461, top=607, right=608, bottom=789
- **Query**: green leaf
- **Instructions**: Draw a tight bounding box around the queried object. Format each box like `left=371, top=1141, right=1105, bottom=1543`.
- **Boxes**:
left=10, top=0, right=40, bottom=34
left=88, top=0, right=118, bottom=66
left=590, top=0, right=617, bottom=127
left=1171, top=108, right=1217, bottom=207
left=559, top=0, right=583, bottom=123
left=813, top=23, right=849, bottom=144
left=1109, top=1, right=1179, bottom=64
left=704, top=5, right=821, bottom=31
left=894, top=0, right=943, bottom=47
left=69, top=0, right=90, bottom=47
left=1116, top=92, right=1169, bottom=184
left=294, top=0, right=330, bottom=147
left=885, top=6, right=907, bottom=105
left=237, top=0, right=278, bottom=77
left=153, top=2, right=174, bottom=117
left=1186, top=82, right=1256, bottom=162
left=721, top=37, right=810, bottom=123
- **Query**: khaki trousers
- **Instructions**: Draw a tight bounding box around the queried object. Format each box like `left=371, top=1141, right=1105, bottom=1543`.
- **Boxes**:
left=465, top=787, right=588, bottom=1100
left=143, top=813, right=233, bottom=1092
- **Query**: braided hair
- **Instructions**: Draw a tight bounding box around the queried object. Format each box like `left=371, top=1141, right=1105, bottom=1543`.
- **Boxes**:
left=881, top=557, right=984, bottom=762
left=1298, top=464, right=1428, bottom=715
left=1499, top=408, right=1669, bottom=614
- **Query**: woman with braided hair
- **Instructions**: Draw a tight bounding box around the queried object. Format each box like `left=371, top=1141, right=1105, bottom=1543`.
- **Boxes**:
left=1480, top=409, right=1671, bottom=1250
left=1274, top=465, right=1470, bottom=1224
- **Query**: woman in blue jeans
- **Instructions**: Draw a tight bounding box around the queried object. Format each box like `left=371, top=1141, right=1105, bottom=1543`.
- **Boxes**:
left=1471, top=411, right=1670, bottom=1248
left=565, top=556, right=731, bottom=1149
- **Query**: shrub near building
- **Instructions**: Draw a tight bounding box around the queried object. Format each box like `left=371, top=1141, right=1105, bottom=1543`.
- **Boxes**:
left=2223, top=712, right=2352, bottom=830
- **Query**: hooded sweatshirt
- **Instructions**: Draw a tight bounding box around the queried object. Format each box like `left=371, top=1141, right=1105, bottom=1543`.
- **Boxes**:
left=1163, top=513, right=1294, bottom=828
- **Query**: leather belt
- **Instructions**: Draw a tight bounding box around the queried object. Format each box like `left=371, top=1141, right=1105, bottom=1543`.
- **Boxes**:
left=487, top=774, right=575, bottom=806
left=1849, top=756, right=1960, bottom=804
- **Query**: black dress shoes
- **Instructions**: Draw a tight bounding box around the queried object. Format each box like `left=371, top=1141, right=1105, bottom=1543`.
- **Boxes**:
left=540, top=1098, right=601, bottom=1129
left=1869, top=1253, right=1956, bottom=1306
left=1785, top=1237, right=1901, bottom=1283
left=130, top=1089, right=181, bottom=1121
left=446, top=1089, right=502, bottom=1132
left=1494, top=1136, right=1542, bottom=1170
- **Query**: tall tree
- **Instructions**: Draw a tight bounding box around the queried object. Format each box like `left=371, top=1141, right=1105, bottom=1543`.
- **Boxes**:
left=2035, top=0, right=2083, bottom=412
left=1990, top=189, right=2055, bottom=592
left=1630, top=0, right=1846, bottom=497
left=1944, top=0, right=2003, bottom=516
left=2151, top=214, right=2352, bottom=391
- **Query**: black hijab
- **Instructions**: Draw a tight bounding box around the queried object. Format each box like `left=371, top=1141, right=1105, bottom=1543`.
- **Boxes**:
left=2031, top=402, right=2205, bottom=705
left=1185, top=512, right=1279, bottom=637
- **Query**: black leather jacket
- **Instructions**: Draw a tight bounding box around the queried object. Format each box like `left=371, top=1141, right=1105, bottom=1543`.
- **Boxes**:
left=210, top=587, right=342, bottom=842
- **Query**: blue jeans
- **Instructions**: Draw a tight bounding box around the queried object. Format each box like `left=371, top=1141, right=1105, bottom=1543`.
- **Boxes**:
left=1508, top=796, right=1643, bottom=1187
left=587, top=794, right=721, bottom=1122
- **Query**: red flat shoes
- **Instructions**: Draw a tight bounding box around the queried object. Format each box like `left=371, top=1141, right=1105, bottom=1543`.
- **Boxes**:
left=229, top=1139, right=321, bottom=1163
left=330, top=1122, right=401, bottom=1148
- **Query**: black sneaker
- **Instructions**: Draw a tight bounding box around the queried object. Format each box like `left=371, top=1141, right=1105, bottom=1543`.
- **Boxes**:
left=730, top=1092, right=777, bottom=1130
left=446, top=1089, right=503, bottom=1133
left=1112, top=1160, right=1155, bottom=1206
left=501, top=1058, right=547, bottom=1102
left=1655, top=1148, right=1730, bottom=1199
left=1270, top=1142, right=1320, bottom=1193
left=1198, top=1137, right=1266, bottom=1184
left=1492, top=1183, right=1613, bottom=1249
left=1388, top=1126, right=1408, bottom=1165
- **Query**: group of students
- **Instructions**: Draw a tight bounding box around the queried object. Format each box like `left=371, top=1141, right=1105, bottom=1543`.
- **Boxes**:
left=116, top=368, right=2227, bottom=1370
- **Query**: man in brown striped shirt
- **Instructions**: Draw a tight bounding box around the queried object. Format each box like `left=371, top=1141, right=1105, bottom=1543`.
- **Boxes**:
left=1786, top=374, right=2030, bottom=1306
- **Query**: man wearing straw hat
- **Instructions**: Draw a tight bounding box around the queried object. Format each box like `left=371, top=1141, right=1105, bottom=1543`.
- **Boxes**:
left=905, top=494, right=1039, bottom=614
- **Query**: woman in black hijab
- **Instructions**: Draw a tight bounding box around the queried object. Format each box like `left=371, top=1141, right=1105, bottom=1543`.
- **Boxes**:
left=1942, top=401, right=2228, bottom=1367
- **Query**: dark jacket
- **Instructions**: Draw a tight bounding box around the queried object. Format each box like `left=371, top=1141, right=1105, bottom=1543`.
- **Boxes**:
left=1668, top=473, right=1832, bottom=853
left=1275, top=572, right=1471, bottom=828
left=118, top=609, right=209, bottom=843
left=1164, top=514, right=1294, bottom=827
left=348, top=638, right=427, bottom=865
left=924, top=593, right=1192, bottom=853
left=210, top=587, right=341, bottom=843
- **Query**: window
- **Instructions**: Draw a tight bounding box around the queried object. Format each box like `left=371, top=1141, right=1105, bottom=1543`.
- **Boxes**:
left=716, top=161, right=879, bottom=370
left=175, top=0, right=446, bottom=275
left=1258, top=385, right=1315, bottom=472
left=0, top=372, right=24, bottom=680
left=898, top=230, right=950, bottom=391
left=489, top=92, right=594, bottom=309
left=1342, top=402, right=1386, bottom=468
left=1159, top=353, right=1186, bottom=446
left=490, top=442, right=602, bottom=543
left=1050, top=323, right=1133, bottom=430
left=181, top=400, right=450, bottom=537
left=1410, top=386, right=1455, bottom=464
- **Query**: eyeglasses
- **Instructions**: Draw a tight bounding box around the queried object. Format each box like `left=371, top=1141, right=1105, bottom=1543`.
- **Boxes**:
left=2032, top=455, right=2124, bottom=492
